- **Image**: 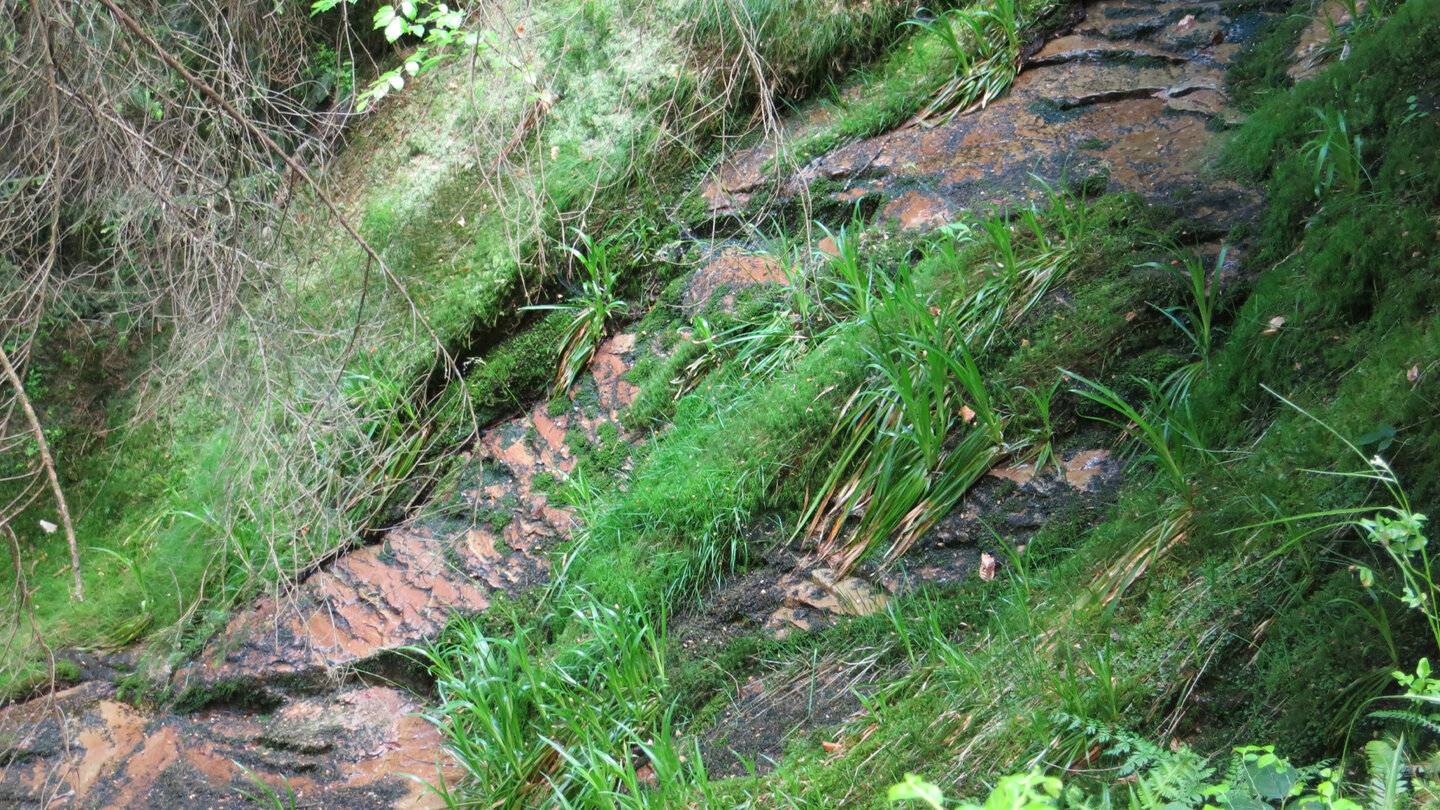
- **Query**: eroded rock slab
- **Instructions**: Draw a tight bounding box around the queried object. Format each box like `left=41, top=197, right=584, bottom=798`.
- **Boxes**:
left=702, top=0, right=1272, bottom=234
left=0, top=682, right=452, bottom=809
left=0, top=245, right=801, bottom=809
left=685, top=450, right=1122, bottom=776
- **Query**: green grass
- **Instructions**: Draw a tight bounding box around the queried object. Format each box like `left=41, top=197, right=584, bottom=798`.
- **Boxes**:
left=411, top=3, right=1440, bottom=802
left=11, top=1, right=1440, bottom=808
left=419, top=588, right=697, bottom=808
left=1, top=0, right=941, bottom=688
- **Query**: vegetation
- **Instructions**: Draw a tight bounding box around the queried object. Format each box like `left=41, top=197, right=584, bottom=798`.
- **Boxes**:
left=4, top=0, right=1440, bottom=808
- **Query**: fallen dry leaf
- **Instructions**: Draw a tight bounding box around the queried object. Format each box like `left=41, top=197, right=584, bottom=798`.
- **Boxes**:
left=39, top=519, right=57, bottom=534
left=1176, top=13, right=1196, bottom=28
left=1261, top=315, right=1286, bottom=335
left=960, top=405, right=977, bottom=424
left=1124, top=310, right=1138, bottom=322
left=978, top=552, right=996, bottom=582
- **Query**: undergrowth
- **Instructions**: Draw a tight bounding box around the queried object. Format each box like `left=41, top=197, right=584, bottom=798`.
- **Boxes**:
left=413, top=0, right=1440, bottom=806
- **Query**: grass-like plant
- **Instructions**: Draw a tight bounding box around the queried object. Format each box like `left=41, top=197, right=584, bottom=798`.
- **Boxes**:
left=720, top=222, right=893, bottom=386
left=795, top=203, right=1090, bottom=573
left=1146, top=245, right=1226, bottom=404
left=1245, top=387, right=1435, bottom=653
left=1063, top=371, right=1201, bottom=506
left=802, top=287, right=1004, bottom=574
left=418, top=588, right=696, bottom=808
left=944, top=206, right=1081, bottom=348
left=524, top=229, right=628, bottom=398
left=814, top=221, right=887, bottom=322
left=1307, top=0, right=1401, bottom=71
left=1301, top=108, right=1367, bottom=199
left=904, top=0, right=1025, bottom=126
left=235, top=763, right=298, bottom=810
left=1010, top=376, right=1064, bottom=475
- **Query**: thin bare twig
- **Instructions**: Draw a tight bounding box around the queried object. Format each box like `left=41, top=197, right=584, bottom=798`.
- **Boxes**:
left=0, top=344, right=82, bottom=601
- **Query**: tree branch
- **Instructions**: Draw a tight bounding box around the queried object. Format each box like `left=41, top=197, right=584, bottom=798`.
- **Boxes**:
left=0, top=344, right=83, bottom=601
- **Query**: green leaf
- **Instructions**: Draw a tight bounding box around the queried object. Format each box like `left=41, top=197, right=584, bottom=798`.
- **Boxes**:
left=1244, top=758, right=1300, bottom=801
left=890, top=774, right=946, bottom=808
left=384, top=15, right=406, bottom=41
left=1219, top=792, right=1270, bottom=810
left=1357, top=424, right=1397, bottom=451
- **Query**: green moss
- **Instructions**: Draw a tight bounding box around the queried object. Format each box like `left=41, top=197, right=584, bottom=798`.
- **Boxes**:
left=0, top=659, right=81, bottom=704
left=567, top=420, right=634, bottom=486
left=463, top=310, right=571, bottom=423
left=688, top=0, right=918, bottom=101
left=172, top=677, right=283, bottom=715
left=1224, top=8, right=1310, bottom=112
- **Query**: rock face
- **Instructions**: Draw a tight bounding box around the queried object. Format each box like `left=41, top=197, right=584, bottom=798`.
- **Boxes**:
left=1, top=0, right=1293, bottom=802
left=0, top=681, right=449, bottom=809
left=0, top=332, right=646, bottom=808
left=704, top=0, right=1277, bottom=235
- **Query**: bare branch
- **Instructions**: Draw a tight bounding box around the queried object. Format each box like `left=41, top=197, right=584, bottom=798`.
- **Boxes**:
left=0, top=343, right=82, bottom=601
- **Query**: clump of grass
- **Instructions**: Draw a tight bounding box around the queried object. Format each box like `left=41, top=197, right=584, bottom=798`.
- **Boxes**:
left=905, top=0, right=1024, bottom=126
left=418, top=588, right=702, bottom=808
left=1145, top=245, right=1227, bottom=404
left=1063, top=371, right=1203, bottom=507
left=798, top=201, right=1085, bottom=574
left=1300, top=108, right=1367, bottom=199
left=1009, top=376, right=1064, bottom=475
left=524, top=230, right=629, bottom=398
left=802, top=287, right=1004, bottom=574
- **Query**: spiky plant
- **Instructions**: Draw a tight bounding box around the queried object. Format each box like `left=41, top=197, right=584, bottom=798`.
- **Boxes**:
left=524, top=229, right=628, bottom=398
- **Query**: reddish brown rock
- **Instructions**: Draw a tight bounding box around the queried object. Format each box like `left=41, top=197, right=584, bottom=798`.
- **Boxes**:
left=0, top=681, right=454, bottom=809
left=703, top=0, right=1265, bottom=236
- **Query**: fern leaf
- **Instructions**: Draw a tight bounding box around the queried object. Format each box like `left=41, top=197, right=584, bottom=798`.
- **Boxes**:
left=1365, top=736, right=1409, bottom=810
left=1371, top=709, right=1440, bottom=737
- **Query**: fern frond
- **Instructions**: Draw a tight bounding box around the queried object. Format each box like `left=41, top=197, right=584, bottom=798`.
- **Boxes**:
left=1371, top=709, right=1440, bottom=737
left=1365, top=736, right=1409, bottom=810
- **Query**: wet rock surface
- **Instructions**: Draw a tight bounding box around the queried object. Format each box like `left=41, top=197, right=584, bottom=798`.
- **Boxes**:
left=682, top=449, right=1123, bottom=776
left=0, top=681, right=448, bottom=809
left=2, top=0, right=1292, bottom=800
left=703, top=0, right=1275, bottom=234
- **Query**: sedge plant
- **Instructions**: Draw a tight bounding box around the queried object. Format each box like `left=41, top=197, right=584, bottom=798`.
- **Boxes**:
left=904, top=0, right=1025, bottom=126
left=416, top=586, right=692, bottom=809
left=524, top=229, right=628, bottom=398
left=1146, top=245, right=1227, bottom=404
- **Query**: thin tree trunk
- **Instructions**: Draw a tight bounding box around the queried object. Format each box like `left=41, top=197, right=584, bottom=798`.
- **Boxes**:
left=0, top=344, right=82, bottom=601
